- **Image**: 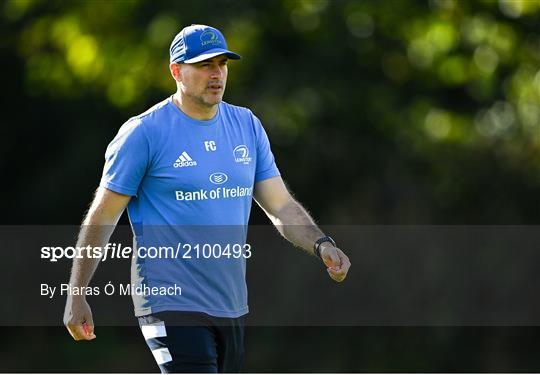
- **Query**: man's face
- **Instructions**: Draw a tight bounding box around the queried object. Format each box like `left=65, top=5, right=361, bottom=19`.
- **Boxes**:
left=176, top=55, right=228, bottom=108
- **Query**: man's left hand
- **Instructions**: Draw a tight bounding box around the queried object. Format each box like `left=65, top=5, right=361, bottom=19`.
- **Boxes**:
left=320, top=246, right=351, bottom=282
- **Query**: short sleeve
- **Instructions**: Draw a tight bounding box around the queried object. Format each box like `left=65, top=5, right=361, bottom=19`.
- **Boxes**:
left=99, top=119, right=150, bottom=196
left=252, top=113, right=280, bottom=182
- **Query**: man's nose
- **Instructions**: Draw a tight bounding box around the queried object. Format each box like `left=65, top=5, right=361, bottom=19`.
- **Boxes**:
left=210, top=65, right=224, bottom=79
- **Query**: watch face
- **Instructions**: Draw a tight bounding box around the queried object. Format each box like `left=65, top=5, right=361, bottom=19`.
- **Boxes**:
left=314, top=237, right=335, bottom=257
left=321, top=237, right=335, bottom=246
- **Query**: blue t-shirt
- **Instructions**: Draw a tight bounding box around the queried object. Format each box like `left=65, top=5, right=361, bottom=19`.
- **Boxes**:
left=99, top=96, right=280, bottom=317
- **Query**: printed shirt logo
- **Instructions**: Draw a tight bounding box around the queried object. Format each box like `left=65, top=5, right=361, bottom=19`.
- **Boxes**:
left=204, top=140, right=217, bottom=151
left=209, top=172, right=228, bottom=185
left=233, top=145, right=252, bottom=165
left=173, top=151, right=197, bottom=168
left=200, top=30, right=221, bottom=46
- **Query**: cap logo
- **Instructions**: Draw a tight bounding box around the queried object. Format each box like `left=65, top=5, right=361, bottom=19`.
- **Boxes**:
left=200, top=30, right=222, bottom=46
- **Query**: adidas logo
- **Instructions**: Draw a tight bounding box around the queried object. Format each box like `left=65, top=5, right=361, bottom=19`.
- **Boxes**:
left=173, top=151, right=197, bottom=168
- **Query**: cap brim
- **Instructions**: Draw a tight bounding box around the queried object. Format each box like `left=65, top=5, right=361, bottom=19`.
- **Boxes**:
left=182, top=48, right=241, bottom=64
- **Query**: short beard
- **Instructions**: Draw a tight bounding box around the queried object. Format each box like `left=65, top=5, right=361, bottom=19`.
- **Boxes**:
left=187, top=91, right=221, bottom=108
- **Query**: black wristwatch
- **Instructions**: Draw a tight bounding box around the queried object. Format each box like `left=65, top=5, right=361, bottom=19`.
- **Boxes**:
left=314, top=236, right=336, bottom=259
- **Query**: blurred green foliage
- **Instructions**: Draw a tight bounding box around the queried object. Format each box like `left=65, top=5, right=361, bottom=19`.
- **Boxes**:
left=1, top=0, right=540, bottom=222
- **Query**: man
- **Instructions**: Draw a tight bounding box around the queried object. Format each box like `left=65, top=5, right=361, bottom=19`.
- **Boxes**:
left=63, top=24, right=351, bottom=373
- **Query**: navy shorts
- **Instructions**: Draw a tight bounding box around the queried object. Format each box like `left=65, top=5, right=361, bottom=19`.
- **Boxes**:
left=138, top=311, right=245, bottom=373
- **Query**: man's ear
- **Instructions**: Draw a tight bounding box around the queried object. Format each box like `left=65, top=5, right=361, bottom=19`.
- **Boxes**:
left=169, top=63, right=182, bottom=83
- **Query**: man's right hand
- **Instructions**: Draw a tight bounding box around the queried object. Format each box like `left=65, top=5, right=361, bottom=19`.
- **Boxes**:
left=62, top=188, right=131, bottom=341
left=63, top=296, right=96, bottom=341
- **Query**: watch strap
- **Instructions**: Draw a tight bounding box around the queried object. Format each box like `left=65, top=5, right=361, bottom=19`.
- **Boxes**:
left=314, top=236, right=336, bottom=259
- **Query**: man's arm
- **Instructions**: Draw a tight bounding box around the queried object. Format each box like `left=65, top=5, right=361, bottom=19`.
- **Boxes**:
left=253, top=176, right=351, bottom=282
left=63, top=187, right=131, bottom=341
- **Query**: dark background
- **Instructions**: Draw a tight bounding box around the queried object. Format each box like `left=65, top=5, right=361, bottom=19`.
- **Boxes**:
left=2, top=0, right=540, bottom=372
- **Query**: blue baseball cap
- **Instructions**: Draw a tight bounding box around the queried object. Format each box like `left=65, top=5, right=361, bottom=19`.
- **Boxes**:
left=170, top=24, right=241, bottom=64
